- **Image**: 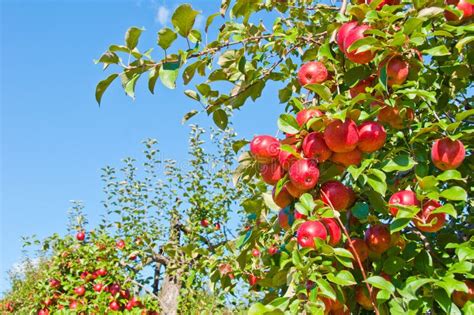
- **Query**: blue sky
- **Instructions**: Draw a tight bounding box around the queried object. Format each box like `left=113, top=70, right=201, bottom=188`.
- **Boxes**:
left=1, top=0, right=284, bottom=292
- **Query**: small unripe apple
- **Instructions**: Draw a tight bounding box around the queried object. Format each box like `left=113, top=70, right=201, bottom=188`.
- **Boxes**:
left=320, top=181, right=353, bottom=211
left=297, top=220, right=328, bottom=248
left=331, top=148, right=362, bottom=167
left=298, top=61, right=329, bottom=86
left=355, top=285, right=373, bottom=310
left=288, top=159, right=320, bottom=190
left=321, top=218, right=342, bottom=246
left=452, top=280, right=474, bottom=307
left=357, top=121, right=386, bottom=153
left=116, top=239, right=126, bottom=249
left=302, top=132, right=332, bottom=162
left=388, top=190, right=420, bottom=216
left=324, top=119, right=359, bottom=153
left=74, top=285, right=85, bottom=296
left=250, top=135, right=281, bottom=164
left=296, top=108, right=325, bottom=130
left=343, top=25, right=376, bottom=64
left=278, top=145, right=298, bottom=170
left=260, top=161, right=285, bottom=185
left=278, top=207, right=294, bottom=230
left=365, top=224, right=391, bottom=254
left=337, top=21, right=358, bottom=51
left=272, top=185, right=293, bottom=209
left=431, top=138, right=465, bottom=170
left=200, top=219, right=209, bottom=227
left=76, top=231, right=85, bottom=241
left=349, top=76, right=375, bottom=99
left=345, top=238, right=369, bottom=262
left=414, top=200, right=446, bottom=232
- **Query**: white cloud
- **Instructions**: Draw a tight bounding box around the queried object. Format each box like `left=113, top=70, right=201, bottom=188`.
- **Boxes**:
left=155, top=5, right=170, bottom=26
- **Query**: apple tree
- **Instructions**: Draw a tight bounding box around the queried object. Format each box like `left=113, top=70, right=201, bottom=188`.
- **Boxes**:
left=95, top=0, right=473, bottom=313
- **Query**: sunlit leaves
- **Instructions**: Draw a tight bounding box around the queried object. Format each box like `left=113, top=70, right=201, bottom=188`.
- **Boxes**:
left=171, top=4, right=200, bottom=38
left=158, top=28, right=178, bottom=50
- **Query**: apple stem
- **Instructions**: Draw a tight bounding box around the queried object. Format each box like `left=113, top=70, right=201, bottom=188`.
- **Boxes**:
left=320, top=191, right=380, bottom=315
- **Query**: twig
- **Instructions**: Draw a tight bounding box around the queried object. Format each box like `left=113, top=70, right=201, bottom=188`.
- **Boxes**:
left=320, top=190, right=380, bottom=315
left=408, top=227, right=446, bottom=267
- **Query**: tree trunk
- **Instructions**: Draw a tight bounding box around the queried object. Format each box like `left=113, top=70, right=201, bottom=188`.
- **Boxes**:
left=158, top=270, right=182, bottom=315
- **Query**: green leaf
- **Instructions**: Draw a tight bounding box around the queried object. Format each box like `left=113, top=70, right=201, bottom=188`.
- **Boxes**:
left=125, top=74, right=140, bottom=99
left=158, top=28, right=177, bottom=50
left=148, top=66, right=160, bottom=94
left=315, top=279, right=336, bottom=300
left=417, top=7, right=444, bottom=17
left=327, top=270, right=356, bottom=286
left=277, top=114, right=300, bottom=134
left=125, top=27, right=143, bottom=50
left=437, top=170, right=462, bottom=181
left=184, top=89, right=200, bottom=101
left=367, top=169, right=387, bottom=196
left=212, top=109, right=228, bottom=130
left=431, top=203, right=457, bottom=218
left=366, top=276, right=395, bottom=293
left=305, top=84, right=332, bottom=102
left=159, top=63, right=179, bottom=89
left=383, top=256, right=405, bottom=275
left=381, top=154, right=417, bottom=172
left=182, top=110, right=199, bottom=124
left=352, top=202, right=369, bottom=220
left=95, top=73, right=118, bottom=104
left=171, top=4, right=200, bottom=37
left=423, top=45, right=451, bottom=56
left=205, top=13, right=220, bottom=32
left=390, top=218, right=411, bottom=233
left=403, top=17, right=424, bottom=35
left=440, top=186, right=467, bottom=201
left=346, top=37, right=379, bottom=53
left=455, top=36, right=474, bottom=53
left=456, top=108, right=474, bottom=121
left=248, top=303, right=275, bottom=315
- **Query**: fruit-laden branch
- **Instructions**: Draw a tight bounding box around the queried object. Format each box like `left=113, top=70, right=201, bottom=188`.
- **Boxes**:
left=320, top=190, right=380, bottom=315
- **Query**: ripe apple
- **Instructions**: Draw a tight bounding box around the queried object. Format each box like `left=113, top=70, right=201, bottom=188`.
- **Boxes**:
left=251, top=248, right=260, bottom=257
left=377, top=105, right=414, bottom=129
left=337, top=21, right=358, bottom=51
left=297, top=220, right=328, bottom=248
left=357, top=121, right=386, bottom=152
left=388, top=190, right=420, bottom=216
left=452, top=280, right=474, bottom=307
left=285, top=181, right=305, bottom=198
left=380, top=56, right=409, bottom=86
left=76, top=231, right=85, bottom=241
left=43, top=298, right=53, bottom=307
left=272, top=185, right=293, bottom=209
left=250, top=135, right=281, bottom=164
left=49, top=278, right=60, bottom=288
left=93, top=283, right=104, bottom=292
left=116, top=239, right=126, bottom=249
left=350, top=76, right=375, bottom=99
left=38, top=309, right=49, bottom=315
left=125, top=301, right=134, bottom=311
left=109, top=301, right=121, bottom=311
left=431, top=138, right=466, bottom=170
left=130, top=296, right=141, bottom=307
left=294, top=210, right=307, bottom=220
left=278, top=145, right=298, bottom=170
left=323, top=119, right=359, bottom=153
left=248, top=274, right=259, bottom=286
left=298, top=61, right=329, bottom=86
left=74, top=285, right=85, bottom=296
left=120, top=289, right=131, bottom=299
left=296, top=108, right=325, bottom=130
left=268, top=246, right=279, bottom=255
left=445, top=0, right=474, bottom=22
left=321, top=218, right=342, bottom=246
left=343, top=24, right=376, bottom=64
left=80, top=271, right=89, bottom=280
left=355, top=285, right=373, bottom=310
left=260, top=161, right=285, bottom=185
left=414, top=200, right=446, bottom=232
left=331, top=148, right=362, bottom=167
left=302, top=132, right=332, bottom=162
left=320, top=180, right=353, bottom=211
left=288, top=159, right=320, bottom=190
left=69, top=300, right=78, bottom=309
left=109, top=283, right=121, bottom=296
left=200, top=219, right=209, bottom=227
left=278, top=207, right=295, bottom=230
left=345, top=238, right=369, bottom=262
left=215, top=222, right=221, bottom=230
left=96, top=268, right=107, bottom=277
left=365, top=224, right=391, bottom=254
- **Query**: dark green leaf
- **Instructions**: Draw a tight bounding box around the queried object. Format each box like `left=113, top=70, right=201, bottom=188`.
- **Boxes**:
left=366, top=276, right=395, bottom=293
left=213, top=109, right=228, bottom=130
left=95, top=73, right=118, bottom=104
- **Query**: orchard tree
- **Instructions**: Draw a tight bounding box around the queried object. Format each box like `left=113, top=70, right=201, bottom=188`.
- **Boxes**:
left=95, top=0, right=473, bottom=314
left=1, top=126, right=254, bottom=314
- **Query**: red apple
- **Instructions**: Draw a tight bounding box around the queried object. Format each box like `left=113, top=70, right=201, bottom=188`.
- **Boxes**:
left=445, top=0, right=474, bottom=21
left=69, top=300, right=78, bottom=309
left=215, top=222, right=221, bottom=230
left=296, top=108, right=325, bottom=130
left=337, top=21, right=358, bottom=51
left=388, top=190, right=420, bottom=216
left=109, top=301, right=121, bottom=311
left=345, top=238, right=369, bottom=262
left=357, top=121, right=386, bottom=153
left=297, top=220, right=328, bottom=248
left=74, top=285, right=85, bottom=296
left=298, top=61, right=329, bottom=86
left=414, top=200, right=446, bottom=232
left=109, top=283, right=121, bottom=296
left=38, top=309, right=49, bottom=315
left=125, top=301, right=134, bottom=311
left=251, top=248, right=260, bottom=257
left=288, top=159, right=320, bottom=190
left=272, top=185, right=293, bottom=209
left=377, top=106, right=414, bottom=129
left=355, top=285, right=373, bottom=310
left=365, top=224, right=391, bottom=254
left=43, top=298, right=53, bottom=307
left=250, top=135, right=281, bottom=164
left=285, top=181, right=305, bottom=198
left=116, top=239, right=126, bottom=249
left=431, top=138, right=465, bottom=170
left=200, top=219, right=209, bottom=227
left=93, top=283, right=104, bottom=292
left=278, top=145, right=298, bottom=170
left=76, top=231, right=85, bottom=241
left=260, top=161, right=285, bottom=185
left=278, top=207, right=294, bottom=230
left=49, top=278, right=60, bottom=288
left=294, top=210, right=307, bottom=220
left=320, top=181, right=353, bottom=211
left=452, top=280, right=474, bottom=307
left=268, top=246, right=279, bottom=255
left=350, top=76, right=375, bottom=98
left=331, top=148, right=362, bottom=167
left=343, top=24, right=376, bottom=64
left=380, top=56, right=409, bottom=86
left=96, top=268, right=107, bottom=277
left=302, top=132, right=332, bottom=162
left=248, top=274, right=259, bottom=286
left=321, top=218, right=342, bottom=246
left=324, top=119, right=359, bottom=153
